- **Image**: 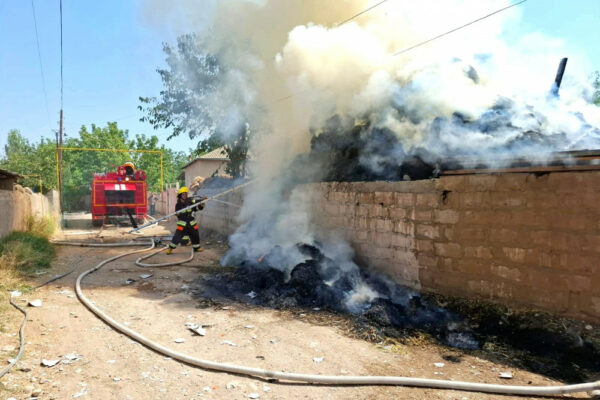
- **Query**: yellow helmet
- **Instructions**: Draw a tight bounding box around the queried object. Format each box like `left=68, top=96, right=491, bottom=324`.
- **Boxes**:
left=123, top=162, right=135, bottom=170
left=177, top=186, right=189, bottom=195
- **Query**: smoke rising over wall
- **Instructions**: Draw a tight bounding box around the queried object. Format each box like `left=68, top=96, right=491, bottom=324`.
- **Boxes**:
left=144, top=0, right=600, bottom=314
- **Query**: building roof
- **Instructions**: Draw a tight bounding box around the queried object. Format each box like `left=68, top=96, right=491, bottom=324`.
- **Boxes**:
left=182, top=146, right=229, bottom=169
left=0, top=168, right=23, bottom=179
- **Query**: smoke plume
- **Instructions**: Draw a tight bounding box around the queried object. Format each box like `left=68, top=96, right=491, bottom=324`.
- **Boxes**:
left=144, top=0, right=600, bottom=314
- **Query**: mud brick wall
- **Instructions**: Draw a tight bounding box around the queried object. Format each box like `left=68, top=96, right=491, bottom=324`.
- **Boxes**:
left=310, top=172, right=600, bottom=322
left=0, top=185, right=57, bottom=238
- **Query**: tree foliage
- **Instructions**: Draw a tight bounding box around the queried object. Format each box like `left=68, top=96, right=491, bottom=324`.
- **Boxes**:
left=0, top=124, right=187, bottom=211
left=593, top=71, right=600, bottom=106
left=139, top=33, right=253, bottom=178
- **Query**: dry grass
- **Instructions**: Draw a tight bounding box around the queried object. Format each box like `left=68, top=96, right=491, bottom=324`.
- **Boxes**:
left=0, top=217, right=56, bottom=332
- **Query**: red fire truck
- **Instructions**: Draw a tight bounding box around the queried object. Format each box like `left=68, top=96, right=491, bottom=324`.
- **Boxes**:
left=91, top=162, right=147, bottom=227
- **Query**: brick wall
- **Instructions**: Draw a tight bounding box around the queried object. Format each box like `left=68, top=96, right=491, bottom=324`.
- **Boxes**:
left=311, top=172, right=600, bottom=322
left=196, top=172, right=600, bottom=322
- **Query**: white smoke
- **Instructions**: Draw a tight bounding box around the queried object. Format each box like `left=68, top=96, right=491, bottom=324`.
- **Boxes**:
left=143, top=0, right=600, bottom=312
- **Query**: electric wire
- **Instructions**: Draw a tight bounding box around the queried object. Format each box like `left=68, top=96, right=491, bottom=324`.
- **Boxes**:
left=335, top=0, right=391, bottom=27
left=30, top=0, right=51, bottom=128
left=271, top=0, right=529, bottom=105
left=270, top=0, right=391, bottom=104
left=392, top=0, right=528, bottom=56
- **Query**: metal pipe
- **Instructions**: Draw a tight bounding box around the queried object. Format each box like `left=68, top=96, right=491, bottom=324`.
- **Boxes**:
left=551, top=57, right=568, bottom=96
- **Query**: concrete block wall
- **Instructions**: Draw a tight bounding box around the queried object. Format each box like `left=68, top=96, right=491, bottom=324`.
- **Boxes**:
left=312, top=172, right=600, bottom=322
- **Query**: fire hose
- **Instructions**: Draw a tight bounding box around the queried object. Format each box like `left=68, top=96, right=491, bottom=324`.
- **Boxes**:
left=0, top=250, right=91, bottom=378
left=128, top=180, right=253, bottom=234
left=44, top=239, right=598, bottom=396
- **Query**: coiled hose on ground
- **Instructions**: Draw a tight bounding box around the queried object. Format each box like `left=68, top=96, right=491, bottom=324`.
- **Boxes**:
left=7, top=239, right=600, bottom=395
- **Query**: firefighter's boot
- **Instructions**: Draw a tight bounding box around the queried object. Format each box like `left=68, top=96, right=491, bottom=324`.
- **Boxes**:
left=193, top=245, right=203, bottom=253
left=166, top=247, right=174, bottom=255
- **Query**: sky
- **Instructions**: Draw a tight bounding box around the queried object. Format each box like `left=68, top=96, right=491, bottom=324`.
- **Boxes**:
left=0, top=0, right=599, bottom=157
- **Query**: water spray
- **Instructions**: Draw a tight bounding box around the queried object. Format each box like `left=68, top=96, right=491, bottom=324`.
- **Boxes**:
left=128, top=180, right=253, bottom=234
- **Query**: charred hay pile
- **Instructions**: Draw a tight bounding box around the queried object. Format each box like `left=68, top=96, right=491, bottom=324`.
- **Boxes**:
left=196, top=242, right=477, bottom=349
left=295, top=98, right=600, bottom=182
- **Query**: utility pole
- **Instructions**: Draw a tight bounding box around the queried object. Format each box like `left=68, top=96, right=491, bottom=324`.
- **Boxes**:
left=58, top=110, right=63, bottom=214
left=58, top=0, right=64, bottom=215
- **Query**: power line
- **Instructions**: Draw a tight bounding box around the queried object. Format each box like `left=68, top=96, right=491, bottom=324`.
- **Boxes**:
left=335, top=0, right=391, bottom=27
left=392, top=0, right=528, bottom=56
left=30, top=0, right=51, bottom=126
left=271, top=0, right=392, bottom=104
left=60, top=0, right=64, bottom=109
left=271, top=0, right=528, bottom=105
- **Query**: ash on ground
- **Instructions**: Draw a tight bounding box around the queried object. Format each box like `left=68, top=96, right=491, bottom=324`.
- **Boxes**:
left=189, top=242, right=600, bottom=383
left=194, top=242, right=476, bottom=349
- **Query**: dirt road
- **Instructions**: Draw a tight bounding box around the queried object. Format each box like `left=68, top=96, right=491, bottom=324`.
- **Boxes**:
left=0, top=224, right=591, bottom=399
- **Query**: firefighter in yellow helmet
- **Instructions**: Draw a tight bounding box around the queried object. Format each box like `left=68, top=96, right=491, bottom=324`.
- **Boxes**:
left=166, top=186, right=206, bottom=254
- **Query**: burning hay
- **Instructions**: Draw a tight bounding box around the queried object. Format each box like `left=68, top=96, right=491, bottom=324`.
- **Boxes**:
left=202, top=241, right=478, bottom=350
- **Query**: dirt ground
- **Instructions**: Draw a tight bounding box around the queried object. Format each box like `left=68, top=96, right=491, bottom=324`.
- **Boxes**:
left=0, top=222, right=595, bottom=400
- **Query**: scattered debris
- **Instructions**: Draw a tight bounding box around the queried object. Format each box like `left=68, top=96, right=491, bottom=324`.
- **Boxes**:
left=64, top=352, right=82, bottom=362
left=106, top=360, right=116, bottom=364
left=35, top=270, right=48, bottom=275
left=174, top=338, right=185, bottom=343
left=125, top=279, right=136, bottom=285
left=10, top=290, right=22, bottom=297
left=226, top=382, right=236, bottom=390
left=113, top=377, right=121, bottom=382
left=186, top=322, right=206, bottom=336
left=28, top=299, right=43, bottom=307
left=73, top=387, right=88, bottom=398
left=263, top=386, right=270, bottom=392
left=203, top=386, right=211, bottom=392
left=181, top=284, right=190, bottom=290
left=41, top=359, right=60, bottom=367
left=434, top=363, right=445, bottom=368
left=222, top=340, right=236, bottom=346
left=499, top=371, right=514, bottom=379
left=249, top=394, right=260, bottom=399
left=244, top=325, right=255, bottom=329
left=313, top=357, right=324, bottom=363
left=247, top=291, right=257, bottom=299
left=140, top=274, right=153, bottom=279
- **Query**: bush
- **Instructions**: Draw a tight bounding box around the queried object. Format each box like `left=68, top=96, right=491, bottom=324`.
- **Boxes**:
left=24, top=215, right=56, bottom=238
left=0, top=232, right=55, bottom=276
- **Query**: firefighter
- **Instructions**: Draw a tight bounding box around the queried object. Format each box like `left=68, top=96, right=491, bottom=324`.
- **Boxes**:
left=166, top=187, right=206, bottom=254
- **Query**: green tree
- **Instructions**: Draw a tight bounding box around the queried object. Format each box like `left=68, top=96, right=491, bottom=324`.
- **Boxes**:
left=0, top=130, right=55, bottom=192
left=139, top=33, right=255, bottom=178
left=593, top=71, right=600, bottom=105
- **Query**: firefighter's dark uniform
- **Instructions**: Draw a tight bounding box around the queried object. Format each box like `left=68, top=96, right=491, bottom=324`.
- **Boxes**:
left=168, top=198, right=204, bottom=252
